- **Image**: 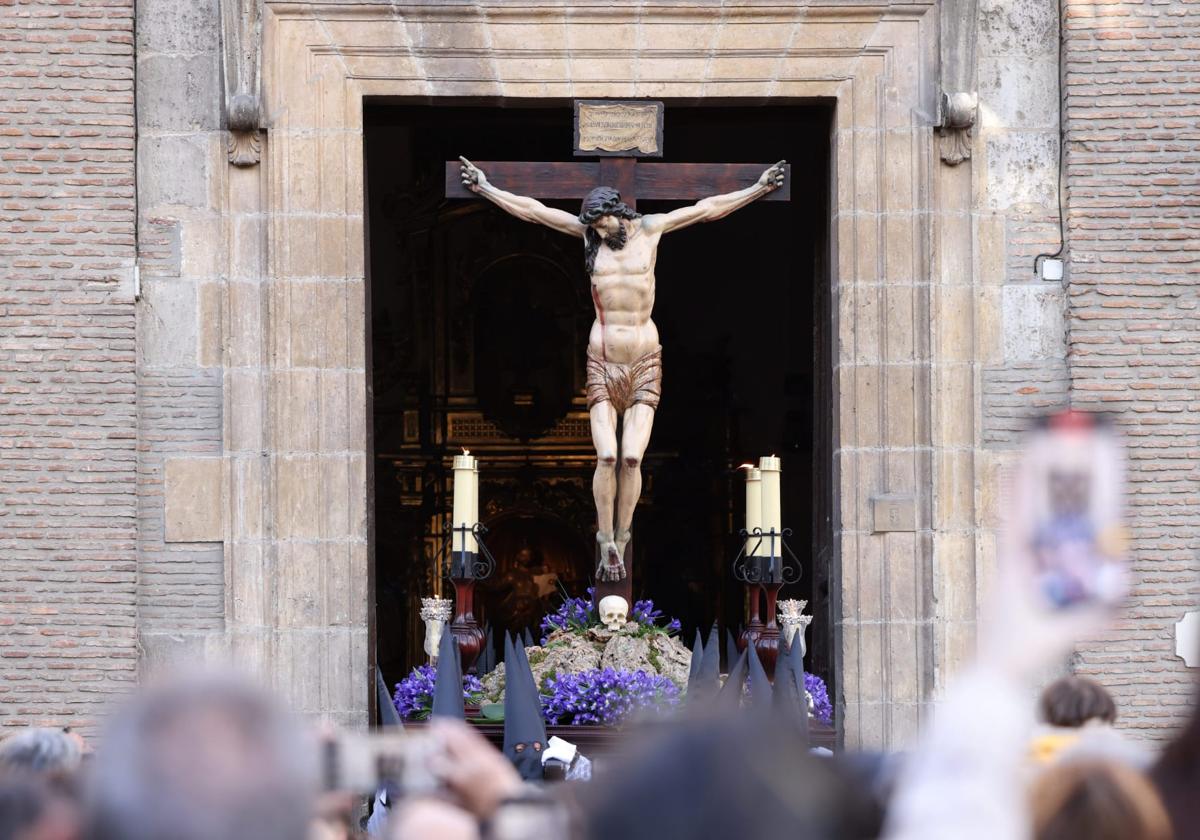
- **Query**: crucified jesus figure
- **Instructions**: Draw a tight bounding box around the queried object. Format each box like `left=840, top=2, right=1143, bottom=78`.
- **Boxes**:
left=460, top=156, right=787, bottom=580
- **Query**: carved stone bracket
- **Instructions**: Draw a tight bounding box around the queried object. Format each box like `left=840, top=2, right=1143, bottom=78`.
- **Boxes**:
left=937, top=0, right=979, bottom=166
left=220, top=0, right=264, bottom=166
left=937, top=90, right=978, bottom=166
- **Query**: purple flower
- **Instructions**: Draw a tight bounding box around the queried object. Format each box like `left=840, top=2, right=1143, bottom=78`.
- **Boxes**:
left=805, top=672, right=833, bottom=725
left=539, top=588, right=596, bottom=644
left=392, top=665, right=485, bottom=721
left=539, top=589, right=682, bottom=643
left=540, top=668, right=680, bottom=726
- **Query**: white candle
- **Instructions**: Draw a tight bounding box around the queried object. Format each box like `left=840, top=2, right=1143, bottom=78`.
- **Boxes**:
left=758, top=455, right=782, bottom=555
left=741, top=465, right=762, bottom=556
left=452, top=450, right=478, bottom=553
left=471, top=460, right=480, bottom=547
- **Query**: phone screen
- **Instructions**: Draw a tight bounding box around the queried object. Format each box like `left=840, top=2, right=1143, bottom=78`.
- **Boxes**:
left=1011, top=411, right=1128, bottom=610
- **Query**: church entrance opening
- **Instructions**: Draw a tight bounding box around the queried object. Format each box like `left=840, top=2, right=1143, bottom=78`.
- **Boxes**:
left=365, top=99, right=835, bottom=694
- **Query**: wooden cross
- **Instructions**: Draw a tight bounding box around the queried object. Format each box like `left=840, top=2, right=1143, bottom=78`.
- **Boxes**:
left=444, top=157, right=791, bottom=209
left=443, top=105, right=790, bottom=609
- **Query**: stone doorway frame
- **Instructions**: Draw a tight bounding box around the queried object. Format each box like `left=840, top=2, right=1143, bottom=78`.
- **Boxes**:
left=218, top=1, right=980, bottom=747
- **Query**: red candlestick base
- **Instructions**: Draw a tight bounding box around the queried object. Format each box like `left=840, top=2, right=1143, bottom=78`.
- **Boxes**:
left=737, top=582, right=765, bottom=656
left=449, top=576, right=485, bottom=674
left=754, top=580, right=784, bottom=681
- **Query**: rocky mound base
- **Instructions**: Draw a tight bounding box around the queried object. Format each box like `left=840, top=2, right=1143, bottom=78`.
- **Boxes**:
left=480, top=624, right=692, bottom=702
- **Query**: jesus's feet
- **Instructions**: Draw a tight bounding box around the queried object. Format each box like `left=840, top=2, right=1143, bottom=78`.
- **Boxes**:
left=595, top=531, right=626, bottom=581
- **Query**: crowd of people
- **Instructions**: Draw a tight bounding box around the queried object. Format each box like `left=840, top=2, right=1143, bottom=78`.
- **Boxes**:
left=1, top=649, right=1199, bottom=839
left=0, top=419, right=1192, bottom=839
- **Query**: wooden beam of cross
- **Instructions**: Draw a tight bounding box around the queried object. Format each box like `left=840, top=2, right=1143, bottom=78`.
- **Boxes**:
left=444, top=157, right=791, bottom=209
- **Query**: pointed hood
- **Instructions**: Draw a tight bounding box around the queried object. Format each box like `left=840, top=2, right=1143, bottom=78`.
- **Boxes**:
left=479, top=625, right=495, bottom=675
left=747, top=641, right=772, bottom=706
left=523, top=628, right=535, bottom=649
left=725, top=629, right=739, bottom=675
left=718, top=648, right=748, bottom=708
left=503, top=633, right=547, bottom=781
left=688, top=629, right=704, bottom=683
left=431, top=629, right=465, bottom=719
left=693, top=624, right=721, bottom=698
left=376, top=667, right=403, bottom=728
left=775, top=640, right=809, bottom=740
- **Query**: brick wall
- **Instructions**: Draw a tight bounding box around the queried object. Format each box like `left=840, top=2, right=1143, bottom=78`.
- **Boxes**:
left=0, top=0, right=138, bottom=732
left=1065, top=0, right=1200, bottom=738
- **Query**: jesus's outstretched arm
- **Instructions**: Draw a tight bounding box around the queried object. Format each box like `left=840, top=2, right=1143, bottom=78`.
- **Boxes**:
left=642, top=160, right=787, bottom=235
left=459, top=157, right=586, bottom=238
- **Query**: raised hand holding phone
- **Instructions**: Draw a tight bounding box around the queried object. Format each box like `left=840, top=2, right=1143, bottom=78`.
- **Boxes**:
left=983, top=410, right=1130, bottom=680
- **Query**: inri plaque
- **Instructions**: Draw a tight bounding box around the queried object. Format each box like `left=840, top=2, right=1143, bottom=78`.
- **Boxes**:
left=574, top=100, right=664, bottom=158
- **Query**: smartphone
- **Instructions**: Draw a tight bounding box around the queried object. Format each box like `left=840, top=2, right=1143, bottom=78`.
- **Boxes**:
left=1010, top=410, right=1129, bottom=610
left=320, top=730, right=446, bottom=797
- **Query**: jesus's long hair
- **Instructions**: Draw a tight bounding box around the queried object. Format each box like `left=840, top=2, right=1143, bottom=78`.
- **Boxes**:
left=579, top=186, right=641, bottom=277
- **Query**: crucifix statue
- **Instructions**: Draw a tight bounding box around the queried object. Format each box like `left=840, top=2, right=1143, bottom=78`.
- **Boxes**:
left=447, top=101, right=790, bottom=603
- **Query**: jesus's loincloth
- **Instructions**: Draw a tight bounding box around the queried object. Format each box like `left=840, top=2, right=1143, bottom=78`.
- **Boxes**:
left=585, top=346, right=663, bottom=414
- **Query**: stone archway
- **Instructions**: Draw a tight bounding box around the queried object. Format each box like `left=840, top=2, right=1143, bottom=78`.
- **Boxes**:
left=208, top=1, right=980, bottom=747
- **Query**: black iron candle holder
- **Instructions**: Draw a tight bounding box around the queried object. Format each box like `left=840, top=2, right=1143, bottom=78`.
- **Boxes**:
left=437, top=521, right=496, bottom=674
left=731, top=527, right=803, bottom=681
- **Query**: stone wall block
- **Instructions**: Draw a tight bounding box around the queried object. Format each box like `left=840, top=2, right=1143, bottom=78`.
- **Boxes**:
left=985, top=133, right=1058, bottom=211
left=324, top=542, right=353, bottom=627
left=933, top=449, right=975, bottom=531
left=853, top=215, right=882, bottom=285
left=138, top=0, right=219, bottom=52
left=852, top=364, right=882, bottom=447
left=137, top=54, right=221, bottom=132
left=976, top=214, right=1006, bottom=286
left=319, top=457, right=352, bottom=537
left=852, top=285, right=882, bottom=363
left=978, top=57, right=1058, bottom=131
left=1002, top=283, right=1066, bottom=361
left=228, top=369, right=265, bottom=453
left=276, top=456, right=321, bottom=540
left=278, top=542, right=324, bottom=629
left=856, top=623, right=886, bottom=703
left=139, top=279, right=197, bottom=367
left=230, top=455, right=265, bottom=540
left=932, top=362, right=974, bottom=449
left=164, top=457, right=224, bottom=543
left=883, top=364, right=917, bottom=447
left=197, top=281, right=223, bottom=368
left=884, top=215, right=917, bottom=286
left=884, top=532, right=920, bottom=621
left=230, top=542, right=265, bottom=628
left=271, top=370, right=320, bottom=453
left=884, top=281, right=916, bottom=362
left=887, top=623, right=921, bottom=702
left=138, top=135, right=211, bottom=210
left=856, top=534, right=886, bottom=621
left=934, top=285, right=975, bottom=363
left=935, top=531, right=978, bottom=622
left=227, top=281, right=265, bottom=368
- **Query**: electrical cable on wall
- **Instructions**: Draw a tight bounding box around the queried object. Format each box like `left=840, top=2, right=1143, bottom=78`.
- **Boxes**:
left=1034, top=0, right=1067, bottom=281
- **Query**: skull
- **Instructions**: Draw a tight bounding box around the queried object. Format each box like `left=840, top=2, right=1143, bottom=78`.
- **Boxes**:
left=598, top=595, right=629, bottom=632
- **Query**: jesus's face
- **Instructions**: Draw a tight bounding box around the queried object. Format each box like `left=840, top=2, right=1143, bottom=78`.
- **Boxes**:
left=590, top=215, right=622, bottom=238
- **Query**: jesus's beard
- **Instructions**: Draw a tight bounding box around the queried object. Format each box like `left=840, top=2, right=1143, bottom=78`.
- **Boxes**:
left=602, top=223, right=628, bottom=251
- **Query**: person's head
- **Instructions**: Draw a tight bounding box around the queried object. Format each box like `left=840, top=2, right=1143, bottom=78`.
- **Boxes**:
left=0, top=776, right=80, bottom=840
left=83, top=675, right=316, bottom=840
left=580, top=712, right=881, bottom=840
left=1032, top=760, right=1170, bottom=840
left=1040, top=676, right=1117, bottom=728
left=579, top=187, right=641, bottom=275
left=0, top=729, right=81, bottom=780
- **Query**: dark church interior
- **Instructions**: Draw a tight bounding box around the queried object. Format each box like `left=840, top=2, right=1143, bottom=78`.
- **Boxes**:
left=364, top=100, right=835, bottom=695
